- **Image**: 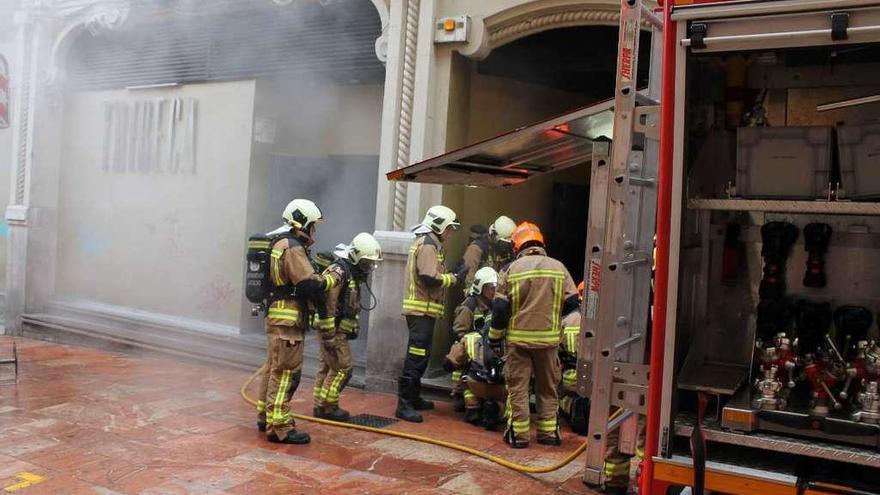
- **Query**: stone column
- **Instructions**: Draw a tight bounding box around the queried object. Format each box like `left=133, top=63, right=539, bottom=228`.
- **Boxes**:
left=5, top=11, right=58, bottom=334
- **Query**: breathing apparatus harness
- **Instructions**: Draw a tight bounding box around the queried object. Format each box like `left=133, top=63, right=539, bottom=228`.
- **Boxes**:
left=326, top=255, right=378, bottom=340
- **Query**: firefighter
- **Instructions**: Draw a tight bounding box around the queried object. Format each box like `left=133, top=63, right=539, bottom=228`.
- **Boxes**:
left=489, top=222, right=579, bottom=448
left=260, top=198, right=326, bottom=444
left=443, top=316, right=507, bottom=430
left=559, top=281, right=590, bottom=435
left=460, top=216, right=516, bottom=287
left=398, top=205, right=468, bottom=423
left=312, top=232, right=382, bottom=421
left=449, top=266, right=498, bottom=413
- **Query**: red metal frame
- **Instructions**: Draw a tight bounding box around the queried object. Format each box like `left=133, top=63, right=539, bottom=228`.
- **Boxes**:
left=641, top=1, right=676, bottom=493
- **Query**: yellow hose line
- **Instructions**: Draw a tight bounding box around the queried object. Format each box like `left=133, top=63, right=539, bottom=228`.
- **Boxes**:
left=240, top=365, right=620, bottom=475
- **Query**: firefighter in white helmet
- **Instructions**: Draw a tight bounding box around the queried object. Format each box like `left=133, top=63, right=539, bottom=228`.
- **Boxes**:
left=447, top=266, right=499, bottom=423
left=312, top=233, right=382, bottom=421
left=460, top=216, right=516, bottom=289
left=257, top=198, right=325, bottom=444
left=397, top=205, right=467, bottom=422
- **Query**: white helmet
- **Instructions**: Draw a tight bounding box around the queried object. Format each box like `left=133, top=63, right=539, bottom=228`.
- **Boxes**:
left=470, top=266, right=498, bottom=296
left=415, top=205, right=460, bottom=235
left=489, top=215, right=516, bottom=243
left=282, top=199, right=322, bottom=230
left=349, top=232, right=383, bottom=264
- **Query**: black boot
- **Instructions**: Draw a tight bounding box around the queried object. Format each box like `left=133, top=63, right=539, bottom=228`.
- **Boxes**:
left=481, top=401, right=501, bottom=431
left=464, top=408, right=482, bottom=426
left=395, top=377, right=423, bottom=423
left=537, top=429, right=562, bottom=446
left=503, top=428, right=529, bottom=449
left=257, top=419, right=267, bottom=432
left=315, top=405, right=351, bottom=422
left=452, top=394, right=466, bottom=413
left=411, top=378, right=435, bottom=411
left=267, top=429, right=311, bottom=444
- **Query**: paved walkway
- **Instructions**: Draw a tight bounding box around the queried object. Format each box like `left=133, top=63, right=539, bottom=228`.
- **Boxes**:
left=0, top=337, right=601, bottom=494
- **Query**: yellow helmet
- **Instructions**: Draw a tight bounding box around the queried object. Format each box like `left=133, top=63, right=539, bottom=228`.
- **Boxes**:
left=469, top=266, right=498, bottom=296
left=489, top=215, right=516, bottom=243
left=349, top=232, right=383, bottom=264
left=282, top=199, right=322, bottom=230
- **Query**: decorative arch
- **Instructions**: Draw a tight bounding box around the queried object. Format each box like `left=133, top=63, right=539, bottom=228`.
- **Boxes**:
left=459, top=1, right=652, bottom=60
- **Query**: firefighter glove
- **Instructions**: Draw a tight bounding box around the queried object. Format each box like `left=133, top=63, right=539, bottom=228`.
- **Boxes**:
left=454, top=264, right=469, bottom=284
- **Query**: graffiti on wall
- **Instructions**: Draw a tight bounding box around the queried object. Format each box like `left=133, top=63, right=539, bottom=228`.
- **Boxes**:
left=101, top=97, right=198, bottom=174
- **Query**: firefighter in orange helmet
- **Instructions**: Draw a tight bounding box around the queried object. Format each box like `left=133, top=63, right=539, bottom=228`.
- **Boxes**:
left=488, top=222, right=578, bottom=448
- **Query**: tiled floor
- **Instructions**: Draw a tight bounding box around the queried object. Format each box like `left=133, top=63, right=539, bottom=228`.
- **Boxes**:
left=0, top=337, right=602, bottom=494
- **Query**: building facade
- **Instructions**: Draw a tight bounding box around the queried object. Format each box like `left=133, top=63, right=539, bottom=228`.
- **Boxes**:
left=1, top=0, right=633, bottom=391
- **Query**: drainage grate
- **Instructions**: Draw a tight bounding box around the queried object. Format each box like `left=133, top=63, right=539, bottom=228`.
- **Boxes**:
left=346, top=414, right=398, bottom=429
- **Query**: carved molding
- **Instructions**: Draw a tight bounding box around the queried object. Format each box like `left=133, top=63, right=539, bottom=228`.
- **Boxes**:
left=392, top=0, right=419, bottom=232
left=488, top=6, right=646, bottom=50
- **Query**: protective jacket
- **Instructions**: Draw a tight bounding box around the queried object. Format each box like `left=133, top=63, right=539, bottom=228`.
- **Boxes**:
left=403, top=232, right=455, bottom=318
left=315, top=260, right=361, bottom=336
left=452, top=295, right=492, bottom=340
left=489, top=246, right=577, bottom=349
left=461, top=236, right=513, bottom=287
left=445, top=331, right=503, bottom=384
left=560, top=310, right=581, bottom=391
left=267, top=235, right=326, bottom=334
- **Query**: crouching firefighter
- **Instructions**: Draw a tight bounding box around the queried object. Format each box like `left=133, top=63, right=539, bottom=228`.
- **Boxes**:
left=398, top=205, right=468, bottom=423
left=559, top=281, right=590, bottom=435
left=444, top=319, right=506, bottom=429
left=450, top=266, right=497, bottom=412
left=312, top=233, right=382, bottom=421
left=248, top=198, right=327, bottom=444
left=449, top=266, right=499, bottom=415
left=489, top=222, right=579, bottom=449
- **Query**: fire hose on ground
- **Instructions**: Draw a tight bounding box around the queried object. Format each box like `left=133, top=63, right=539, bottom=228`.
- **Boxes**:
left=240, top=364, right=622, bottom=475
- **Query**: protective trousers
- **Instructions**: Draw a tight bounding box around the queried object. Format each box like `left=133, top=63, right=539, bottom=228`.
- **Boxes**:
left=313, top=334, right=353, bottom=409
left=604, top=414, right=647, bottom=490
left=465, top=379, right=507, bottom=409
left=504, top=346, right=561, bottom=443
left=402, top=315, right=435, bottom=380
left=264, top=325, right=305, bottom=439
left=256, top=328, right=276, bottom=425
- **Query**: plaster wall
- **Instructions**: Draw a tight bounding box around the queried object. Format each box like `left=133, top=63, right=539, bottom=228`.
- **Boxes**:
left=55, top=80, right=255, bottom=329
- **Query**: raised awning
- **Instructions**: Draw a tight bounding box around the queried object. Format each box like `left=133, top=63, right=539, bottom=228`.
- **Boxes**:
left=386, top=98, right=615, bottom=188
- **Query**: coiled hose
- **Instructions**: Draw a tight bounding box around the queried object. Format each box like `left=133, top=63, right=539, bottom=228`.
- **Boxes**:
left=240, top=365, right=621, bottom=475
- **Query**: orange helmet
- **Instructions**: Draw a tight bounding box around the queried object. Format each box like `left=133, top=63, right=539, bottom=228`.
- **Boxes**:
left=511, top=221, right=545, bottom=253
left=577, top=281, right=585, bottom=298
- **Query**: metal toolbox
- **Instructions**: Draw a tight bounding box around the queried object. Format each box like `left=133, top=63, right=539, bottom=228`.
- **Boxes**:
left=838, top=124, right=880, bottom=200
left=736, top=126, right=832, bottom=199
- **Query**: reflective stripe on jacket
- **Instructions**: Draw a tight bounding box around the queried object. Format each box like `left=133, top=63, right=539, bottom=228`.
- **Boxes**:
left=452, top=295, right=491, bottom=339
left=317, top=262, right=360, bottom=334
left=491, top=246, right=577, bottom=349
left=402, top=233, right=453, bottom=318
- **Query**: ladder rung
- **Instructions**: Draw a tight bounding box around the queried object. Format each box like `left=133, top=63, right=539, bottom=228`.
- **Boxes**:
left=635, top=93, right=660, bottom=107
left=614, top=333, right=644, bottom=351
left=640, top=4, right=664, bottom=31
left=629, top=177, right=656, bottom=188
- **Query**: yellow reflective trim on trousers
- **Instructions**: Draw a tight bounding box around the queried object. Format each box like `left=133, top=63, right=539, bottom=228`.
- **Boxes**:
left=313, top=385, right=323, bottom=399
left=451, top=370, right=462, bottom=382
left=605, top=461, right=630, bottom=476
left=325, top=370, right=346, bottom=403
left=256, top=400, right=266, bottom=413
left=511, top=419, right=530, bottom=433
left=463, top=389, right=476, bottom=400
left=340, top=319, right=358, bottom=332
left=536, top=418, right=557, bottom=431
left=562, top=369, right=578, bottom=386
left=408, top=346, right=426, bottom=357
left=314, top=317, right=335, bottom=330
left=270, top=370, right=291, bottom=425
